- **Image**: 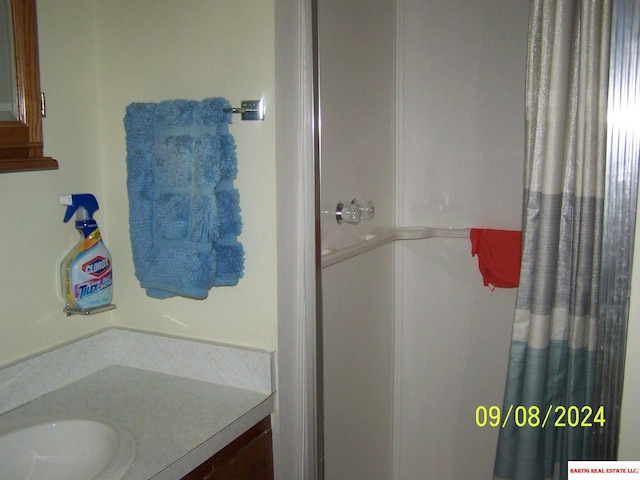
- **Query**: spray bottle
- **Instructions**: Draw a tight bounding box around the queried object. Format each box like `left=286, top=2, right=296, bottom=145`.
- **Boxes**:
left=60, top=194, right=114, bottom=311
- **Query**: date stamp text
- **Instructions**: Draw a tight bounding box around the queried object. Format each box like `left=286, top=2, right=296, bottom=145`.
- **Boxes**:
left=475, top=405, right=605, bottom=428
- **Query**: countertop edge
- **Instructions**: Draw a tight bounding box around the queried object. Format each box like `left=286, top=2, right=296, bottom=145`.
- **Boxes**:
left=152, top=395, right=275, bottom=480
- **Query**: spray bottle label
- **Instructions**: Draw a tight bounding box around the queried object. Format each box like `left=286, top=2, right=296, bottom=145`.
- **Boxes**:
left=66, top=229, right=113, bottom=309
left=83, top=256, right=110, bottom=277
left=74, top=256, right=113, bottom=301
left=82, top=228, right=102, bottom=250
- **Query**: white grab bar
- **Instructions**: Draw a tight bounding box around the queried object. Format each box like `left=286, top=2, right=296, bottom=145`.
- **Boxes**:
left=321, top=226, right=470, bottom=268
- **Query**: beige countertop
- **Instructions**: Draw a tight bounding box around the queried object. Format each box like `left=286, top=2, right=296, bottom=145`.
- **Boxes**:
left=0, top=329, right=275, bottom=479
left=0, top=365, right=273, bottom=479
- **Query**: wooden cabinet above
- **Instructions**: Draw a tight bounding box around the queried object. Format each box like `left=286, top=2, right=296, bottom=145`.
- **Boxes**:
left=0, top=0, right=57, bottom=173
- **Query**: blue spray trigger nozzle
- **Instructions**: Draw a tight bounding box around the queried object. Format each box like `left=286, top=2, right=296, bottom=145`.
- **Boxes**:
left=60, top=194, right=100, bottom=223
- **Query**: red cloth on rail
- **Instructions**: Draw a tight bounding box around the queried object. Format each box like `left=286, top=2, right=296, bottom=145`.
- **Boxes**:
left=470, top=228, right=522, bottom=289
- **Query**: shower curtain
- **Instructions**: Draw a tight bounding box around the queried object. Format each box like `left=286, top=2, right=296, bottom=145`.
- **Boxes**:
left=493, top=1, right=611, bottom=479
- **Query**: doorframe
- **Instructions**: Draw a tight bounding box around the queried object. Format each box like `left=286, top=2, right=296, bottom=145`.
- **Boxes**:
left=274, top=0, right=320, bottom=479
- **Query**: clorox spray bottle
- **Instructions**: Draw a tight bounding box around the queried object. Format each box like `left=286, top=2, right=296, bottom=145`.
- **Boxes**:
left=60, top=194, right=114, bottom=313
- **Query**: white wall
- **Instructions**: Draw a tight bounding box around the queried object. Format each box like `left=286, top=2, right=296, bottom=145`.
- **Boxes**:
left=396, top=1, right=529, bottom=478
left=319, top=0, right=396, bottom=478
left=0, top=0, right=277, bottom=367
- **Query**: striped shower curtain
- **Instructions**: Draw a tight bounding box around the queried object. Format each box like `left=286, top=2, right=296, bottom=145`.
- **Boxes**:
left=493, top=1, right=611, bottom=479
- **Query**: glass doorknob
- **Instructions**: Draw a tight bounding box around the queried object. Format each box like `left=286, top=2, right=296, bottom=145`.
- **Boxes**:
left=336, top=199, right=375, bottom=224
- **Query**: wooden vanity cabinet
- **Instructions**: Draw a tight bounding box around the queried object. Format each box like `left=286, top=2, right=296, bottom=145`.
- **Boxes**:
left=180, top=416, right=274, bottom=480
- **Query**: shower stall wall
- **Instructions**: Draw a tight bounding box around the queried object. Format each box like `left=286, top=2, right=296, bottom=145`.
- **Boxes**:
left=318, top=0, right=395, bottom=479
left=395, top=1, right=529, bottom=478
left=319, top=1, right=529, bottom=479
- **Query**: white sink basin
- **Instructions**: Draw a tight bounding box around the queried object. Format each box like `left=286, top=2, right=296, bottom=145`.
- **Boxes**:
left=0, top=416, right=136, bottom=480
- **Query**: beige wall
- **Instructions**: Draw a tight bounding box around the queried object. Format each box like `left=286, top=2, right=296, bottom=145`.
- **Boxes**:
left=0, top=1, right=108, bottom=365
left=0, top=0, right=277, bottom=367
left=619, top=206, right=640, bottom=458
left=94, top=0, right=277, bottom=350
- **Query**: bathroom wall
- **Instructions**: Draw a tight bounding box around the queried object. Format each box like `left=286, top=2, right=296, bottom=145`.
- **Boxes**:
left=0, top=0, right=109, bottom=366
left=93, top=0, right=277, bottom=350
left=395, top=1, right=529, bottom=478
left=0, top=0, right=277, bottom=367
left=319, top=0, right=395, bottom=478
left=619, top=214, right=640, bottom=459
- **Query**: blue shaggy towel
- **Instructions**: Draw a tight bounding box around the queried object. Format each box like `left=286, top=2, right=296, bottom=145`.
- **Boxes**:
left=124, top=97, right=243, bottom=299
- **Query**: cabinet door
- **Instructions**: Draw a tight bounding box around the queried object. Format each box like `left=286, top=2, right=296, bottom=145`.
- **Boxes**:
left=181, top=417, right=274, bottom=480
left=0, top=0, right=57, bottom=173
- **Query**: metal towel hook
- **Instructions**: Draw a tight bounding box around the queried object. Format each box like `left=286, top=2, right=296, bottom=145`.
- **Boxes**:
left=223, top=99, right=264, bottom=121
